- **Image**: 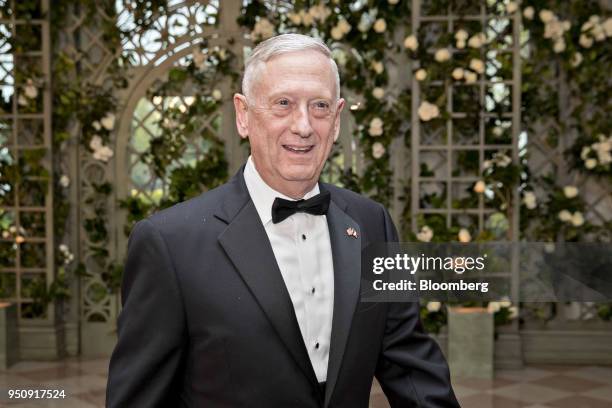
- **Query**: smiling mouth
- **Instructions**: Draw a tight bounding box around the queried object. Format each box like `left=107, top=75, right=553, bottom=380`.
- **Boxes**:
left=282, top=145, right=315, bottom=154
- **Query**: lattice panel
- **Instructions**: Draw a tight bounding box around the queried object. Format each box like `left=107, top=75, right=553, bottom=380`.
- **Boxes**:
left=411, top=1, right=521, bottom=239
left=0, top=0, right=53, bottom=321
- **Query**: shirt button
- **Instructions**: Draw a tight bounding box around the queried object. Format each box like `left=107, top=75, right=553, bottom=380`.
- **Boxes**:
left=315, top=342, right=320, bottom=349
left=302, top=234, right=307, bottom=241
left=311, top=287, right=316, bottom=295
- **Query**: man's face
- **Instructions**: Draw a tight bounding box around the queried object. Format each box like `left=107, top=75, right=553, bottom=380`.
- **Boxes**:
left=234, top=50, right=345, bottom=197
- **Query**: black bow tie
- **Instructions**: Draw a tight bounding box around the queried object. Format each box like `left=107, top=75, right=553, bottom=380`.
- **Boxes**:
left=271, top=191, right=331, bottom=224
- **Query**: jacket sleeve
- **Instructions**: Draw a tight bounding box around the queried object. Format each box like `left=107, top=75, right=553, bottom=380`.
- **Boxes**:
left=374, top=207, right=460, bottom=407
left=106, top=218, right=187, bottom=408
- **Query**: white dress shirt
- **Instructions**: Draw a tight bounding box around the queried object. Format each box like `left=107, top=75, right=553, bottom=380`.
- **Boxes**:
left=243, top=156, right=335, bottom=382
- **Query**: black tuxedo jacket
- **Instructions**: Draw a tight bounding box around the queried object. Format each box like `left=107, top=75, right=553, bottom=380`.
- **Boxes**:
left=106, top=166, right=459, bottom=407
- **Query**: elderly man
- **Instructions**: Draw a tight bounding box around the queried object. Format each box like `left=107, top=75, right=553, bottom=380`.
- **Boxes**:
left=106, top=33, right=459, bottom=407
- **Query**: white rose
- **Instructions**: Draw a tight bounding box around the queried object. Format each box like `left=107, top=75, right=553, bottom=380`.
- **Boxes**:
left=212, top=89, right=222, bottom=101
left=473, top=180, right=486, bottom=193
left=571, top=211, right=584, bottom=227
left=553, top=39, right=566, bottom=53
left=464, top=70, right=478, bottom=84
left=418, top=101, right=440, bottom=122
left=451, top=67, right=464, bottom=80
left=487, top=302, right=501, bottom=313
left=415, top=68, right=427, bottom=81
left=456, top=40, right=466, bottom=49
left=17, top=94, right=28, bottom=106
left=2, top=230, right=9, bottom=239
left=523, top=191, right=537, bottom=209
left=338, top=19, right=351, bottom=34
left=469, top=58, right=485, bottom=74
left=523, top=6, right=534, bottom=20
left=579, top=34, right=593, bottom=48
left=372, top=60, right=385, bottom=74
left=506, top=1, right=518, bottom=14
left=592, top=24, right=606, bottom=41
left=468, top=32, right=486, bottom=48
left=563, top=185, right=578, bottom=199
left=372, top=142, right=386, bottom=159
left=455, top=29, right=469, bottom=41
left=368, top=117, right=384, bottom=136
left=59, top=244, right=68, bottom=253
left=458, top=228, right=471, bottom=243
left=434, top=48, right=451, bottom=62
left=331, top=26, right=344, bottom=40
left=89, top=135, right=102, bottom=150
left=332, top=49, right=347, bottom=66
left=301, top=10, right=314, bottom=27
left=252, top=18, right=275, bottom=39
left=571, top=52, right=583, bottom=67
left=372, top=87, right=385, bottom=100
left=387, top=0, right=399, bottom=4
left=499, top=298, right=512, bottom=308
left=59, top=175, right=70, bottom=188
left=101, top=113, right=115, bottom=131
left=558, top=210, right=572, bottom=222
left=585, top=158, right=597, bottom=169
left=539, top=9, right=554, bottom=24
left=287, top=12, right=301, bottom=25
left=373, top=18, right=387, bottom=33
left=404, top=34, right=418, bottom=51
left=24, top=81, right=38, bottom=99
left=417, top=225, right=433, bottom=242
left=426, top=301, right=441, bottom=312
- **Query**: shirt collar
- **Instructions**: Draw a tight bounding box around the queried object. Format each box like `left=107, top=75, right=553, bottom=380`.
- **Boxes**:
left=243, top=155, right=320, bottom=225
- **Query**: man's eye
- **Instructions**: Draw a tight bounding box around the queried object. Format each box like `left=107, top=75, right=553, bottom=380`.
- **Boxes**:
left=277, top=99, right=290, bottom=106
left=313, top=101, right=330, bottom=109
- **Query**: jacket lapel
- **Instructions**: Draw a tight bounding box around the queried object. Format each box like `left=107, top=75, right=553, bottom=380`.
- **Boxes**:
left=215, top=169, right=320, bottom=390
left=320, top=186, right=362, bottom=407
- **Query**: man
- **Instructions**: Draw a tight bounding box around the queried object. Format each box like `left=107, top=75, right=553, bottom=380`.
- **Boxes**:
left=106, top=33, right=459, bottom=407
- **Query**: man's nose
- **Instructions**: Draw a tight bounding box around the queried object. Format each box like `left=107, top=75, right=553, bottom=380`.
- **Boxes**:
left=290, top=104, right=313, bottom=138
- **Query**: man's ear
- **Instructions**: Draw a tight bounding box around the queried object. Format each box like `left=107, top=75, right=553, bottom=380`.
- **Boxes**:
left=332, top=98, right=346, bottom=142
left=233, top=93, right=249, bottom=139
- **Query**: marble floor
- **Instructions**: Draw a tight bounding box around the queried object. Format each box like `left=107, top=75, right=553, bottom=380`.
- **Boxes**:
left=1, top=358, right=612, bottom=407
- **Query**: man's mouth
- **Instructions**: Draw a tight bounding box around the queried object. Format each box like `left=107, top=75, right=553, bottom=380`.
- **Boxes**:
left=282, top=145, right=315, bottom=154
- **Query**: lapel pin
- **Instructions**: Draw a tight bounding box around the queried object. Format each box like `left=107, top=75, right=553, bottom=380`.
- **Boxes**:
left=346, top=227, right=358, bottom=239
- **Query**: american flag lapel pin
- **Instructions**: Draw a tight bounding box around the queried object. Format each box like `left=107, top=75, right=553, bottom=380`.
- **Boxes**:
left=346, top=227, right=358, bottom=239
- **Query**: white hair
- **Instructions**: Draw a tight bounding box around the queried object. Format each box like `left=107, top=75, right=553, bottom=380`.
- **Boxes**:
left=242, top=33, right=341, bottom=101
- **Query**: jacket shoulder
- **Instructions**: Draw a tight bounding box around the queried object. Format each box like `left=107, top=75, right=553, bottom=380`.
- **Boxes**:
left=322, top=183, right=386, bottom=215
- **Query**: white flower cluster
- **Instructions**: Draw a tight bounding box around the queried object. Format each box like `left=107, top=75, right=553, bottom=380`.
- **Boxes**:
left=372, top=142, right=385, bottom=159
left=426, top=301, right=441, bottom=312
left=59, top=244, right=74, bottom=265
left=288, top=4, right=331, bottom=27
left=89, top=135, right=114, bottom=162
left=2, top=225, right=26, bottom=244
left=558, top=210, right=584, bottom=227
left=252, top=17, right=275, bottom=40
left=483, top=152, right=512, bottom=170
left=580, top=134, right=612, bottom=170
left=418, top=101, right=440, bottom=121
left=522, top=191, right=537, bottom=209
left=59, top=175, right=70, bottom=188
left=458, top=228, right=471, bottom=243
left=417, top=225, right=433, bottom=242
left=539, top=9, right=571, bottom=53
left=579, top=15, right=612, bottom=48
left=368, top=117, right=383, bottom=136
left=404, top=34, right=418, bottom=51
left=487, top=299, right=518, bottom=319
left=18, top=78, right=39, bottom=106
left=92, top=113, right=116, bottom=132
left=331, top=19, right=351, bottom=40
